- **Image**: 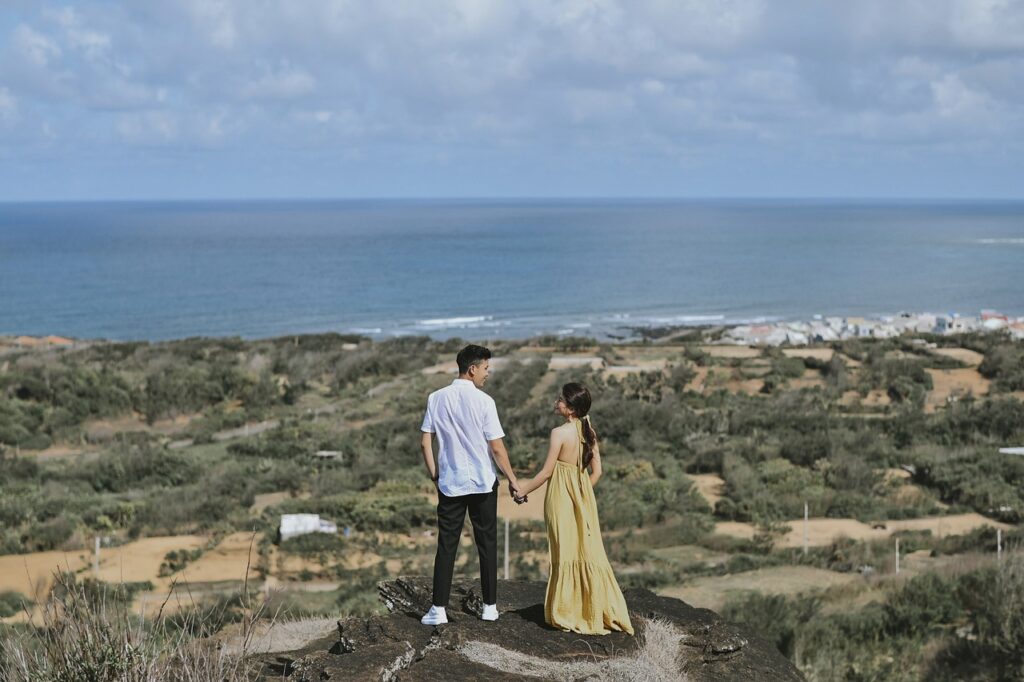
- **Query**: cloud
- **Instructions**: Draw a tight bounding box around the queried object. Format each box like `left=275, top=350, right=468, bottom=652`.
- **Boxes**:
left=240, top=64, right=315, bottom=100
left=0, top=87, right=16, bottom=121
left=0, top=0, right=1022, bottom=198
left=12, top=24, right=62, bottom=67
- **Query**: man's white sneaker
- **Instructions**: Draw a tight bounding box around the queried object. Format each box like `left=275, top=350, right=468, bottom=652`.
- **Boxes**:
left=481, top=604, right=499, bottom=621
left=420, top=605, right=448, bottom=625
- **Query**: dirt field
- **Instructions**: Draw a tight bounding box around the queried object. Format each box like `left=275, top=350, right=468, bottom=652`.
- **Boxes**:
left=782, top=348, right=835, bottom=361
left=174, top=532, right=260, bottom=584
left=649, top=544, right=730, bottom=568
left=689, top=474, right=725, bottom=508
left=528, top=370, right=560, bottom=403
left=839, top=389, right=891, bottom=407
left=787, top=368, right=825, bottom=390
left=548, top=355, right=605, bottom=370
left=603, top=359, right=668, bottom=377
left=931, top=348, right=985, bottom=366
left=714, top=513, right=1013, bottom=548
left=925, top=368, right=991, bottom=412
left=659, top=565, right=859, bottom=611
left=83, top=413, right=194, bottom=441
left=95, top=536, right=208, bottom=585
left=0, top=549, right=92, bottom=602
left=684, top=367, right=710, bottom=392
left=250, top=491, right=310, bottom=514
left=700, top=345, right=762, bottom=359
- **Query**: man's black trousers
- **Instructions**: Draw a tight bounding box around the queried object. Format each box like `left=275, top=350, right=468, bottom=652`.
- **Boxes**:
left=432, top=480, right=498, bottom=607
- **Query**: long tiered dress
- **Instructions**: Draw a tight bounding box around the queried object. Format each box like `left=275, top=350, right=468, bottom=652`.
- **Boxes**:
left=543, top=421, right=634, bottom=635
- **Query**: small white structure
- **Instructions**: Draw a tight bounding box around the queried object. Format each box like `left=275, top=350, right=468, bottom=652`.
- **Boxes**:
left=279, top=513, right=338, bottom=541
left=999, top=447, right=1024, bottom=456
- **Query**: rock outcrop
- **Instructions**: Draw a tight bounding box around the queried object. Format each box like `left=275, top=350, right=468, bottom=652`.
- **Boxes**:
left=258, top=576, right=804, bottom=681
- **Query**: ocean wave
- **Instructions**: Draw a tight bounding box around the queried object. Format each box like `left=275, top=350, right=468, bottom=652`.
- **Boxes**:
left=416, top=315, right=495, bottom=328
left=644, top=314, right=727, bottom=325
left=348, top=327, right=382, bottom=334
left=974, top=238, right=1024, bottom=245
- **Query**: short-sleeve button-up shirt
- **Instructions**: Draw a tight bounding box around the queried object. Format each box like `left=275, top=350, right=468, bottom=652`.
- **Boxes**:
left=421, top=379, right=505, bottom=496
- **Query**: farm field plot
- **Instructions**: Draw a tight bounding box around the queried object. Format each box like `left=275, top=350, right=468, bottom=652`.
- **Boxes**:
left=714, top=513, right=1013, bottom=548
left=659, top=565, right=859, bottom=611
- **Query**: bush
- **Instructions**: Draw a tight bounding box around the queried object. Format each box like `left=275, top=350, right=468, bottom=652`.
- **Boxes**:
left=953, top=553, right=1024, bottom=677
left=0, top=591, right=30, bottom=618
left=979, top=344, right=1024, bottom=392
left=25, top=515, right=78, bottom=552
left=722, top=592, right=819, bottom=659
left=158, top=548, right=204, bottom=577
left=884, top=572, right=961, bottom=638
left=280, top=532, right=347, bottom=557
left=74, top=444, right=202, bottom=493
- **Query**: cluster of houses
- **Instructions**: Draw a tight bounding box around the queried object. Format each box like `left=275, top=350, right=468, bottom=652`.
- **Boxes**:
left=723, top=311, right=1024, bottom=347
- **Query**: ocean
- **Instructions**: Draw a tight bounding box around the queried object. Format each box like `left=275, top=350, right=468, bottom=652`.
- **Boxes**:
left=1, top=199, right=1021, bottom=341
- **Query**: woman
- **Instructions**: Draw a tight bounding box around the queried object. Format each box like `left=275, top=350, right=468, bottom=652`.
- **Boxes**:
left=515, top=382, right=633, bottom=635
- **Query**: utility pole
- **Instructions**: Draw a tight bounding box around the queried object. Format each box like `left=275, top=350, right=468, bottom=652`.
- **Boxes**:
left=504, top=518, right=510, bottom=580
left=803, top=502, right=809, bottom=556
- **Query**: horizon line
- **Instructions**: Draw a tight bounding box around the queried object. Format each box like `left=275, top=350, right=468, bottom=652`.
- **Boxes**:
left=3, top=195, right=1024, bottom=204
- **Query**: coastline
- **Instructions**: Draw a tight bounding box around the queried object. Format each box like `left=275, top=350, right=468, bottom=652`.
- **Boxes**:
left=3, top=308, right=1023, bottom=350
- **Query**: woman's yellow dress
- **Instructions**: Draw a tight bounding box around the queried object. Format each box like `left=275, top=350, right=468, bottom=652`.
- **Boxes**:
left=544, top=422, right=634, bottom=635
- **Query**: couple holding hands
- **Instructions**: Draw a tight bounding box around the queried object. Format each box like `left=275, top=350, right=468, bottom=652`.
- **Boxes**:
left=419, top=344, right=633, bottom=636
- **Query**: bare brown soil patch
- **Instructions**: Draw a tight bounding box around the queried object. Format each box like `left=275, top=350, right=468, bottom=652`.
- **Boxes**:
left=659, top=566, right=858, bottom=611
left=685, top=367, right=709, bottom=392
left=883, top=468, right=911, bottom=481
left=0, top=549, right=92, bottom=602
left=172, top=532, right=259, bottom=584
left=84, top=413, right=194, bottom=441
left=95, top=536, right=207, bottom=585
left=787, top=368, right=825, bottom=390
left=725, top=378, right=765, bottom=395
left=712, top=522, right=757, bottom=540
left=649, top=545, right=730, bottom=568
left=689, top=474, right=725, bottom=508
left=839, top=390, right=891, bottom=407
left=925, top=368, right=990, bottom=412
left=548, top=355, right=605, bottom=370
left=700, top=345, right=762, bottom=359
left=33, top=445, right=93, bottom=461
left=931, top=348, right=985, bottom=366
left=528, top=370, right=560, bottom=403
left=782, top=348, right=835, bottom=361
left=603, top=359, right=668, bottom=377
left=715, top=513, right=1012, bottom=548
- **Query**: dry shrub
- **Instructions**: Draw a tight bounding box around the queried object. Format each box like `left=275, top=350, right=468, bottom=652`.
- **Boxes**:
left=0, top=536, right=272, bottom=681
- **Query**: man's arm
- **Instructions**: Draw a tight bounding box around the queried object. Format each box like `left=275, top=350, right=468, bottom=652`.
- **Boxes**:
left=421, top=432, right=438, bottom=483
left=488, top=438, right=520, bottom=495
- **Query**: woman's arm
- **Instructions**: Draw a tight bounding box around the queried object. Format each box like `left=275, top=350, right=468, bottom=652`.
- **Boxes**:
left=588, top=442, right=602, bottom=487
left=518, top=430, right=562, bottom=497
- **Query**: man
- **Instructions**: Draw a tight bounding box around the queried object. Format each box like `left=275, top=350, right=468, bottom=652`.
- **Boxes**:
left=419, top=344, right=521, bottom=625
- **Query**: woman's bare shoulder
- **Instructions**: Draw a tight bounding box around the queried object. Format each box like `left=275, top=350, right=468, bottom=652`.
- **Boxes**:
left=551, top=423, right=573, bottom=438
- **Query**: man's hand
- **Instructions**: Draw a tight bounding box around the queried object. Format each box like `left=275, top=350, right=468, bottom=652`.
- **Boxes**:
left=509, top=481, right=527, bottom=505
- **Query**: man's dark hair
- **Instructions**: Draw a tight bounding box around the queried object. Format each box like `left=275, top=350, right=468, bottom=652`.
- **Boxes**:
left=457, top=344, right=491, bottom=375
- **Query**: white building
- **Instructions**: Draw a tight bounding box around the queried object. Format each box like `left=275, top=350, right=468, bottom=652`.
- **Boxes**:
left=279, top=513, right=338, bottom=541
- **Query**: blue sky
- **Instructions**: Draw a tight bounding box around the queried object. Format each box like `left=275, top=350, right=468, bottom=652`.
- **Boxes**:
left=1, top=0, right=1023, bottom=200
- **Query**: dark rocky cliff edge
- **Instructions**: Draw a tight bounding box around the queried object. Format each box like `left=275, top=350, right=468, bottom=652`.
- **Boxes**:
left=257, top=576, right=805, bottom=681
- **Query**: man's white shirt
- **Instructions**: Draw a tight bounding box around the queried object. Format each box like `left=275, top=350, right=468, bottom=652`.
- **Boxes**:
left=421, top=379, right=504, bottom=497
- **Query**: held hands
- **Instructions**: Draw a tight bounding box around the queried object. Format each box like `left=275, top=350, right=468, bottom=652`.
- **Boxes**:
left=509, top=481, right=528, bottom=505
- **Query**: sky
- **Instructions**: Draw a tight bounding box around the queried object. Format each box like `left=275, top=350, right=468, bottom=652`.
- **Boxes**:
left=1, top=0, right=1023, bottom=200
